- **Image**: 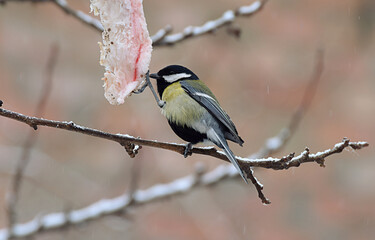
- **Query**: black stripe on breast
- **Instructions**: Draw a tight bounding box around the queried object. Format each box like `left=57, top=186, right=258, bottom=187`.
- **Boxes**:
left=168, top=121, right=206, bottom=144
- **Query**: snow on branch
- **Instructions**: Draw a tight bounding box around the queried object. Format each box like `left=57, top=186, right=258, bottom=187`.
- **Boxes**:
left=0, top=0, right=104, bottom=31
left=241, top=138, right=368, bottom=169
left=1, top=0, right=267, bottom=47
left=52, top=0, right=103, bottom=31
left=0, top=138, right=368, bottom=239
left=152, top=0, right=268, bottom=46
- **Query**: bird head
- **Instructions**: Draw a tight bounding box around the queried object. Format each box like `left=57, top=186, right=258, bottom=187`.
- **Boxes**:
left=150, top=65, right=199, bottom=98
left=150, top=65, right=199, bottom=83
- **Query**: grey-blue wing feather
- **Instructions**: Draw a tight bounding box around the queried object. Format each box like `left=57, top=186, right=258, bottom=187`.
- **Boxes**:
left=180, top=80, right=244, bottom=146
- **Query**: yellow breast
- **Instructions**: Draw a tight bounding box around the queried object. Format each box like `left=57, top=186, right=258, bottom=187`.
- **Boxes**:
left=161, top=82, right=205, bottom=126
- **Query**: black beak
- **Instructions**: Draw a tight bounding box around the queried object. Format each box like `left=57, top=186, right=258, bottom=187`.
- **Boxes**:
left=149, top=73, right=159, bottom=79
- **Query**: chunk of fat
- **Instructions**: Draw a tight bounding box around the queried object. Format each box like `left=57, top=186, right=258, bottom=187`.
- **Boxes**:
left=91, top=0, right=153, bottom=105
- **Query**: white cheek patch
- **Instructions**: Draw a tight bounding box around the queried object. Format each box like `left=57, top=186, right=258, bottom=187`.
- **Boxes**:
left=163, top=73, right=192, bottom=82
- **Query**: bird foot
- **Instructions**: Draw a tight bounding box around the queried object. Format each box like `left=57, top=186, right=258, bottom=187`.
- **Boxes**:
left=184, top=142, right=193, bottom=158
left=133, top=81, right=148, bottom=94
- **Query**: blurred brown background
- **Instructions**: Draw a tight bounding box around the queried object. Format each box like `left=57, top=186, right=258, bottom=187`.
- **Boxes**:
left=0, top=0, right=374, bottom=239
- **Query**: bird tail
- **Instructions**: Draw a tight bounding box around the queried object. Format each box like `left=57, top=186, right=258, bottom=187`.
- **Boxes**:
left=209, top=129, right=248, bottom=184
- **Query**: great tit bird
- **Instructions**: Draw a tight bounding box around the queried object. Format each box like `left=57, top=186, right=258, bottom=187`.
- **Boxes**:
left=150, top=65, right=248, bottom=183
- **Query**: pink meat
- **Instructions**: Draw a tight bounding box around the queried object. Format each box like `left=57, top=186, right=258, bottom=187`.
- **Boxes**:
left=91, top=0, right=153, bottom=105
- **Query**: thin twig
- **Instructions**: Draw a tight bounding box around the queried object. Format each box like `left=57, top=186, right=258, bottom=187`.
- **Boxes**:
left=51, top=0, right=103, bottom=31
left=0, top=0, right=104, bottom=31
left=247, top=168, right=269, bottom=204
left=5, top=44, right=59, bottom=234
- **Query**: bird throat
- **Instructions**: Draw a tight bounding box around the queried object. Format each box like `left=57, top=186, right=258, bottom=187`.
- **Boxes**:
left=156, top=79, right=171, bottom=99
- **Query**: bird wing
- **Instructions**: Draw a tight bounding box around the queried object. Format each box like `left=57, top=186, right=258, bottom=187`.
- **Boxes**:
left=180, top=80, right=244, bottom=145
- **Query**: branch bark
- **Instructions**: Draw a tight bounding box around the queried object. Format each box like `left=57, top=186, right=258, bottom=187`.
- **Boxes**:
left=0, top=107, right=368, bottom=170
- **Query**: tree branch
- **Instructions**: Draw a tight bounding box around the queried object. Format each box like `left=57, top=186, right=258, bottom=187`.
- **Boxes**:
left=0, top=138, right=368, bottom=239
left=0, top=0, right=104, bottom=31
left=0, top=107, right=368, bottom=170
left=0, top=0, right=268, bottom=46
left=51, top=0, right=103, bottom=31
left=151, top=0, right=268, bottom=46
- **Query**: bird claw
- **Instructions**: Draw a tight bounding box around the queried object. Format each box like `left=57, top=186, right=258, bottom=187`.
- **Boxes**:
left=133, top=81, right=148, bottom=94
left=184, top=142, right=193, bottom=158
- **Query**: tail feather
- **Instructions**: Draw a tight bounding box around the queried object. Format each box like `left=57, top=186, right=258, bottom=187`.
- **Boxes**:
left=209, top=129, right=248, bottom=184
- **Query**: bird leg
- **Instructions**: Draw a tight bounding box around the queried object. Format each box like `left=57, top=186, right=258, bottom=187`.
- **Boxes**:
left=142, top=71, right=166, bottom=108
left=184, top=142, right=193, bottom=158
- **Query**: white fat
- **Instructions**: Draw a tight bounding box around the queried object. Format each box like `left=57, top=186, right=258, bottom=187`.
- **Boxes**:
left=163, top=73, right=191, bottom=82
left=90, top=0, right=152, bottom=105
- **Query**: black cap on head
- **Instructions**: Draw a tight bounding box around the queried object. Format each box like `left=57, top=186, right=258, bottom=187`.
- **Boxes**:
left=150, top=65, right=199, bottom=80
